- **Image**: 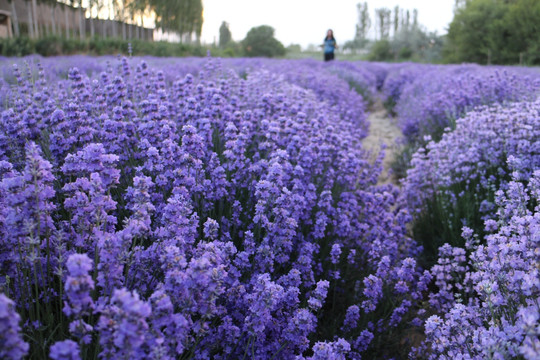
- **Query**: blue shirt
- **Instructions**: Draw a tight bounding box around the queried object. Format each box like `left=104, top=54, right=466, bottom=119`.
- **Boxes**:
left=324, top=38, right=336, bottom=53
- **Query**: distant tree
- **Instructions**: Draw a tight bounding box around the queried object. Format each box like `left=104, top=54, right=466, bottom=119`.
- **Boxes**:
left=393, top=6, right=399, bottom=38
left=367, top=6, right=444, bottom=63
left=375, top=7, right=391, bottom=40
left=454, top=0, right=468, bottom=12
left=219, top=21, right=232, bottom=47
left=404, top=10, right=410, bottom=31
left=242, top=25, right=285, bottom=57
left=506, top=0, right=540, bottom=64
left=286, top=44, right=302, bottom=53
left=344, top=2, right=371, bottom=52
left=368, top=39, right=392, bottom=60
left=152, top=0, right=203, bottom=43
left=129, top=0, right=151, bottom=39
left=61, top=0, right=85, bottom=40
left=445, top=0, right=540, bottom=64
left=354, top=2, right=370, bottom=47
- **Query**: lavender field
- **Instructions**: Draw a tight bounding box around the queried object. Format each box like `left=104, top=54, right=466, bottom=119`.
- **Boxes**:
left=0, top=55, right=538, bottom=359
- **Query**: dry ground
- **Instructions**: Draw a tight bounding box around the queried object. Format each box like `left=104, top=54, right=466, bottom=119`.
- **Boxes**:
left=362, top=99, right=403, bottom=186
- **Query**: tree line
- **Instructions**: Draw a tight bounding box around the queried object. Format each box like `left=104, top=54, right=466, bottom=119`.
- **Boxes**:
left=445, top=0, right=540, bottom=65
left=218, top=22, right=286, bottom=58
left=347, top=0, right=539, bottom=65
left=345, top=2, right=443, bottom=63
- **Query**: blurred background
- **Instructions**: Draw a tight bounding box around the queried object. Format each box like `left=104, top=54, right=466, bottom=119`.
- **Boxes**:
left=0, top=0, right=538, bottom=64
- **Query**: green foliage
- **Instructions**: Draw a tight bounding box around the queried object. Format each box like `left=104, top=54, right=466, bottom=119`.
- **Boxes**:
left=367, top=40, right=392, bottom=61
left=0, top=37, right=35, bottom=57
left=213, top=41, right=243, bottom=58
left=34, top=37, right=72, bottom=56
left=354, top=2, right=371, bottom=47
left=398, top=46, right=413, bottom=60
left=390, top=143, right=416, bottom=180
left=0, top=36, right=205, bottom=57
left=366, top=27, right=444, bottom=62
left=445, top=0, right=540, bottom=64
left=242, top=25, right=286, bottom=58
left=412, top=173, right=502, bottom=268
left=286, top=44, right=302, bottom=53
left=375, top=8, right=392, bottom=40
left=345, top=78, right=373, bottom=106
left=151, top=0, right=203, bottom=41
left=219, top=21, right=232, bottom=48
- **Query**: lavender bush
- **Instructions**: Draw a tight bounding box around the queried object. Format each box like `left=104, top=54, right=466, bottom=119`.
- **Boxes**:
left=391, top=64, right=540, bottom=143
left=383, top=63, right=540, bottom=179
left=400, top=93, right=539, bottom=358
left=401, top=99, right=540, bottom=261
left=411, top=170, right=540, bottom=360
left=0, top=56, right=429, bottom=359
left=381, top=63, right=430, bottom=114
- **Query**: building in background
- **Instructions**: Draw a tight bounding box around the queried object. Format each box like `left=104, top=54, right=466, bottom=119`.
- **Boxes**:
left=0, top=10, right=12, bottom=38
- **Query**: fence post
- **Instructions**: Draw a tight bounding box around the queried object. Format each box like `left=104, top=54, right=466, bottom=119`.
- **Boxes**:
left=487, top=49, right=492, bottom=65
left=10, top=0, right=19, bottom=36
left=519, top=52, right=524, bottom=66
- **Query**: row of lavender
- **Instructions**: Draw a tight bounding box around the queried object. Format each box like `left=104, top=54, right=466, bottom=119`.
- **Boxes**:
left=0, top=56, right=426, bottom=359
left=384, top=63, right=540, bottom=358
left=0, top=54, right=538, bottom=359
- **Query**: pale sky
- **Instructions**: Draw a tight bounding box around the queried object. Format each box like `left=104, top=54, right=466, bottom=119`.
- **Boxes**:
left=201, top=0, right=455, bottom=48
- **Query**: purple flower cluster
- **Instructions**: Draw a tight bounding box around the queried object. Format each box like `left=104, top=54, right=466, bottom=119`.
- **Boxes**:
left=49, top=340, right=80, bottom=360
left=2, top=54, right=538, bottom=359
left=0, top=294, right=28, bottom=360
left=416, top=171, right=540, bottom=359
left=381, top=63, right=431, bottom=112
left=0, top=56, right=426, bottom=358
left=63, top=254, right=94, bottom=344
left=401, top=99, right=540, bottom=214
left=383, top=63, right=540, bottom=143
left=396, top=66, right=540, bottom=358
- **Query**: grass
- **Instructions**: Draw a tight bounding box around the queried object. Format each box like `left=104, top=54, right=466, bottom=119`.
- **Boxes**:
left=411, top=170, right=505, bottom=268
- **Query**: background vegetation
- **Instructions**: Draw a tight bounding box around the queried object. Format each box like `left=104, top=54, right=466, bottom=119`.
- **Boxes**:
left=0, top=36, right=206, bottom=57
left=2, top=0, right=540, bottom=63
left=444, top=0, right=540, bottom=65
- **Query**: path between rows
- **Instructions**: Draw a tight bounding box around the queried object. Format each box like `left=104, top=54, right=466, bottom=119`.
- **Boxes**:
left=362, top=98, right=403, bottom=186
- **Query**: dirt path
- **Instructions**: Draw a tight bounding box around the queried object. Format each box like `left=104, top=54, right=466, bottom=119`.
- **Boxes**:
left=363, top=99, right=402, bottom=186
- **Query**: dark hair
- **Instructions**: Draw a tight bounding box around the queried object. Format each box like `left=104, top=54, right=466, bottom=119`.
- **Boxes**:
left=325, top=29, right=335, bottom=41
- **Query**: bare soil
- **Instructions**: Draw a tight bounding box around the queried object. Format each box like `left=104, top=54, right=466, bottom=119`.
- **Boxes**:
left=362, top=99, right=403, bottom=186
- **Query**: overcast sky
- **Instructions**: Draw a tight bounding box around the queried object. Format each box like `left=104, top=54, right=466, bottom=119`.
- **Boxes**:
left=201, top=0, right=455, bottom=48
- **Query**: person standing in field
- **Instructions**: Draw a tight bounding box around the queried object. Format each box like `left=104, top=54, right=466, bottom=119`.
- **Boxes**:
left=322, top=29, right=338, bottom=61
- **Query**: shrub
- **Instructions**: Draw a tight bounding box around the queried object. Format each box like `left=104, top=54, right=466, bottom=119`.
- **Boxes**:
left=242, top=25, right=286, bottom=58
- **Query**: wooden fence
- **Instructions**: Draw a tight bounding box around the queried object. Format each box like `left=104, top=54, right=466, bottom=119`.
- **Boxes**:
left=0, top=0, right=152, bottom=40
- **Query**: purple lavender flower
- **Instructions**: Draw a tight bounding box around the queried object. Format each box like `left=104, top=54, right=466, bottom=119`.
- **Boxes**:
left=361, top=275, right=383, bottom=313
left=308, top=338, right=350, bottom=360
left=97, top=288, right=152, bottom=359
left=330, top=243, right=342, bottom=265
left=5, top=55, right=535, bottom=359
left=418, top=172, right=540, bottom=359
left=0, top=294, right=28, bottom=360
left=63, top=254, right=94, bottom=316
left=308, top=280, right=330, bottom=312
left=203, top=218, right=219, bottom=241
left=49, top=340, right=80, bottom=360
left=342, top=305, right=360, bottom=332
